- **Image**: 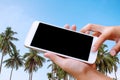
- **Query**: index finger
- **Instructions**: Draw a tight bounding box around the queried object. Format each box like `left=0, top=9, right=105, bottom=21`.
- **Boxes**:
left=80, top=24, right=104, bottom=33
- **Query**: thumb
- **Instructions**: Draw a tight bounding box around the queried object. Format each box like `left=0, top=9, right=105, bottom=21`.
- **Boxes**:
left=110, top=41, right=120, bottom=56
left=92, top=34, right=107, bottom=52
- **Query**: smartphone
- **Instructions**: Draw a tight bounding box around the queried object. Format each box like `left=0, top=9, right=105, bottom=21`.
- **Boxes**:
left=24, top=21, right=98, bottom=64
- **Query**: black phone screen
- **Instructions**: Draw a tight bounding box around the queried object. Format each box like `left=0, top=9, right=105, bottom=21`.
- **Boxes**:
left=31, top=23, right=93, bottom=61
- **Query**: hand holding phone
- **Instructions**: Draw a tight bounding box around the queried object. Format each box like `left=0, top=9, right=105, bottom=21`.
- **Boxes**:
left=24, top=21, right=98, bottom=64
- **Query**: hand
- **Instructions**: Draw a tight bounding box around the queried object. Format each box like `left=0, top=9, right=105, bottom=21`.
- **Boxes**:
left=44, top=24, right=112, bottom=80
left=44, top=52, right=95, bottom=80
left=80, top=24, right=120, bottom=56
left=44, top=52, right=112, bottom=80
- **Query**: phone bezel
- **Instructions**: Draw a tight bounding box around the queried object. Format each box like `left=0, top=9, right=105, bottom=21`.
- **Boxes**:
left=24, top=21, right=98, bottom=64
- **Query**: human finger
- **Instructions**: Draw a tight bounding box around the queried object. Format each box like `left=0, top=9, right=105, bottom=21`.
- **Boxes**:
left=80, top=24, right=104, bottom=33
left=71, top=24, right=76, bottom=31
left=92, top=34, right=108, bottom=52
left=64, top=24, right=70, bottom=29
left=92, top=32, right=101, bottom=37
left=85, top=31, right=90, bottom=34
left=110, top=40, right=120, bottom=56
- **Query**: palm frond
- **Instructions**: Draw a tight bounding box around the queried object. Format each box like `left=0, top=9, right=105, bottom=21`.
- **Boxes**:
left=24, top=49, right=46, bottom=73
left=96, top=44, right=119, bottom=74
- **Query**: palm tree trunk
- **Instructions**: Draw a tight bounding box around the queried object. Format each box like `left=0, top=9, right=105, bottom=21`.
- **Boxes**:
left=29, top=72, right=33, bottom=80
left=51, top=63, right=54, bottom=79
left=115, top=71, right=117, bottom=80
left=0, top=53, right=4, bottom=73
left=29, top=73, right=32, bottom=80
left=10, top=67, right=14, bottom=80
left=64, top=74, right=68, bottom=80
left=31, top=72, right=33, bottom=80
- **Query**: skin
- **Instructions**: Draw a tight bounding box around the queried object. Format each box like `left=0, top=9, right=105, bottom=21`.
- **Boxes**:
left=80, top=24, right=120, bottom=56
left=44, top=53, right=112, bottom=80
left=44, top=24, right=120, bottom=80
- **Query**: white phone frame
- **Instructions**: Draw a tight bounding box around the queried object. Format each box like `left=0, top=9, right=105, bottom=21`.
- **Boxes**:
left=24, top=21, right=98, bottom=64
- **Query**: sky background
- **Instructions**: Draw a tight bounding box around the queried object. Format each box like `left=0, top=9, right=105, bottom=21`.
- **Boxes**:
left=0, top=0, right=120, bottom=80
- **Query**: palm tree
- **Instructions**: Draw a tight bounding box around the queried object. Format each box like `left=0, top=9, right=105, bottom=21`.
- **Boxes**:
left=47, top=44, right=119, bottom=80
left=0, top=27, right=18, bottom=73
left=95, top=44, right=119, bottom=79
left=23, top=49, right=46, bottom=80
left=3, top=48, right=23, bottom=80
left=0, top=34, right=2, bottom=43
left=56, top=65, right=68, bottom=80
left=0, top=34, right=2, bottom=49
left=47, top=60, right=68, bottom=80
left=47, top=72, right=52, bottom=80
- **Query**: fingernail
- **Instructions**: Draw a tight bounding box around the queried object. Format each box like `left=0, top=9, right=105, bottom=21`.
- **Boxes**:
left=85, top=31, right=90, bottom=34
left=110, top=50, right=116, bottom=56
left=44, top=53, right=49, bottom=58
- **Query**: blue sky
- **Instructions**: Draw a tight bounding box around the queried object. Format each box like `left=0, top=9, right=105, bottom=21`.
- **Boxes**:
left=0, top=0, right=120, bottom=80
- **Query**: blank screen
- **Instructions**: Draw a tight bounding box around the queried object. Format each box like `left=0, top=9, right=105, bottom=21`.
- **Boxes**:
left=31, top=23, right=93, bottom=61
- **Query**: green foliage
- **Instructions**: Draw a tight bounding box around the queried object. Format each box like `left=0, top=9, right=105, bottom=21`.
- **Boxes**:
left=23, top=49, right=45, bottom=73
left=0, top=34, right=2, bottom=49
left=47, top=60, right=68, bottom=80
left=3, top=49, right=23, bottom=70
left=0, top=27, right=47, bottom=80
left=0, top=27, right=18, bottom=55
left=47, top=44, right=120, bottom=80
left=23, top=49, right=46, bottom=80
left=47, top=73, right=52, bottom=80
left=95, top=44, right=119, bottom=74
left=0, top=27, right=119, bottom=80
left=0, top=27, right=18, bottom=73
